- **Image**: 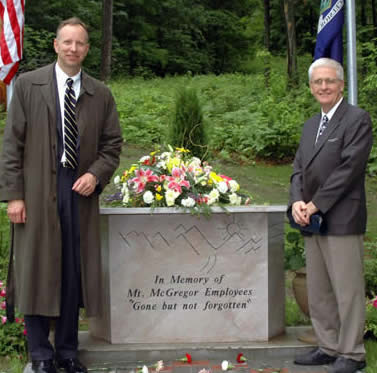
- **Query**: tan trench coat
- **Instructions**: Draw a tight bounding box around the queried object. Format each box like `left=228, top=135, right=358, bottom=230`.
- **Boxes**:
left=0, top=63, right=123, bottom=317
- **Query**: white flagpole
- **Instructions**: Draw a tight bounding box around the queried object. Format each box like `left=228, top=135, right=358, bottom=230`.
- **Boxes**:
left=346, top=0, right=357, bottom=105
left=6, top=77, right=14, bottom=109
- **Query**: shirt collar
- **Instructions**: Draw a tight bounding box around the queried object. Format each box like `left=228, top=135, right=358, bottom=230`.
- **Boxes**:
left=321, top=97, right=343, bottom=122
left=55, top=62, right=81, bottom=87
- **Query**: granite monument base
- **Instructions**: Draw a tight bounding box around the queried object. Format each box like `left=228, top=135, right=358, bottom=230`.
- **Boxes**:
left=89, top=206, right=286, bottom=344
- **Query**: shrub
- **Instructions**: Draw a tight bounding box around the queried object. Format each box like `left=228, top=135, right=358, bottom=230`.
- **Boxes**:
left=0, top=204, right=9, bottom=276
left=0, top=281, right=27, bottom=359
left=284, top=226, right=305, bottom=271
left=365, top=297, right=377, bottom=339
left=168, top=86, right=208, bottom=159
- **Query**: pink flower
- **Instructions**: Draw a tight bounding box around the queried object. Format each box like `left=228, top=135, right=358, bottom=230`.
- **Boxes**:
left=1, top=316, right=7, bottom=324
left=167, top=167, right=190, bottom=193
left=373, top=298, right=377, bottom=309
left=15, top=317, right=20, bottom=323
left=0, top=301, right=5, bottom=310
left=131, top=169, right=159, bottom=193
left=219, top=174, right=232, bottom=182
left=0, top=281, right=3, bottom=287
left=23, top=328, right=27, bottom=336
left=0, top=289, right=6, bottom=297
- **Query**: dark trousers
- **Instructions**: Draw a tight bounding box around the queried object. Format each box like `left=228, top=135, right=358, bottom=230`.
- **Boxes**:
left=25, top=164, right=82, bottom=360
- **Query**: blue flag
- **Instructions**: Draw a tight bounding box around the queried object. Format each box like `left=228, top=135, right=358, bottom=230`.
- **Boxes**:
left=314, top=0, right=345, bottom=64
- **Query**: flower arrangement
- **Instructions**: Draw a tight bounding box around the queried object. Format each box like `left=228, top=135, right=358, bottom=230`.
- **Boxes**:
left=111, top=146, right=251, bottom=214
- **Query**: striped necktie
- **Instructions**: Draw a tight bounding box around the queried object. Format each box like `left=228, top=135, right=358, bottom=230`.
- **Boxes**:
left=64, top=78, right=78, bottom=169
left=318, top=115, right=329, bottom=137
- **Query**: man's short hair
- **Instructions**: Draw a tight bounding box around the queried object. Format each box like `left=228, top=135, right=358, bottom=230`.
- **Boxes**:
left=308, top=58, right=344, bottom=82
left=56, top=17, right=89, bottom=41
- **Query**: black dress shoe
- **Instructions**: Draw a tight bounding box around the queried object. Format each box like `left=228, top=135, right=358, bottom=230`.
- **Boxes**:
left=327, top=356, right=366, bottom=373
left=56, top=358, right=87, bottom=373
left=31, top=359, right=57, bottom=373
left=294, top=347, right=337, bottom=365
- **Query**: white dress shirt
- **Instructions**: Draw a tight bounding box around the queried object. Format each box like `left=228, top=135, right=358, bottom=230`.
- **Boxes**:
left=55, top=63, right=81, bottom=164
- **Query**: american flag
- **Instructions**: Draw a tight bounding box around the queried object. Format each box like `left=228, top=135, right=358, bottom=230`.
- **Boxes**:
left=314, top=0, right=344, bottom=64
left=0, top=0, right=24, bottom=84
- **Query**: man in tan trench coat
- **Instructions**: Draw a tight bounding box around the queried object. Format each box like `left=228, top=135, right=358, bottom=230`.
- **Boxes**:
left=0, top=18, right=122, bottom=373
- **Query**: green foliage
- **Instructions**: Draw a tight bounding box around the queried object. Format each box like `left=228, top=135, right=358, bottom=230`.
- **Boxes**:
left=365, top=241, right=377, bottom=298
left=366, top=298, right=377, bottom=340
left=285, top=295, right=310, bottom=326
left=366, top=340, right=377, bottom=372
left=284, top=226, right=305, bottom=271
left=358, top=39, right=377, bottom=176
left=168, top=87, right=208, bottom=159
left=20, top=26, right=56, bottom=73
left=111, top=69, right=318, bottom=163
left=0, top=205, right=9, bottom=276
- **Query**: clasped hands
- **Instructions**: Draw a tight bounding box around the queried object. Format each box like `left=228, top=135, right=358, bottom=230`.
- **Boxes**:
left=7, top=172, right=97, bottom=224
left=292, top=200, right=319, bottom=227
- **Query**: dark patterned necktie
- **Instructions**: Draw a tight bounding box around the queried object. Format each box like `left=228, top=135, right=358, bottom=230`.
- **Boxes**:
left=64, top=78, right=78, bottom=169
left=318, top=114, right=329, bottom=138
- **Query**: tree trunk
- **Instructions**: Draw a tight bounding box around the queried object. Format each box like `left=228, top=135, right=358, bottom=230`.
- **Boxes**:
left=263, top=0, right=271, bottom=86
left=100, top=0, right=113, bottom=82
left=263, top=0, right=270, bottom=51
left=283, top=0, right=298, bottom=87
left=372, top=0, right=377, bottom=38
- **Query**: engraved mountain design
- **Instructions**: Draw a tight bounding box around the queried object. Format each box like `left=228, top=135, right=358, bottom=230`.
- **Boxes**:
left=118, top=215, right=263, bottom=273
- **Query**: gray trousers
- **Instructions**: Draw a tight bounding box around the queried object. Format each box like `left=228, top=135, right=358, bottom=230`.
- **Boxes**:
left=304, top=234, right=365, bottom=361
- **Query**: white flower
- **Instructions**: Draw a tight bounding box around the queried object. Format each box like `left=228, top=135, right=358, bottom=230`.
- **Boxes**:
left=143, top=191, right=154, bottom=204
left=155, top=361, right=164, bottom=373
left=114, top=175, right=120, bottom=185
left=229, top=180, right=239, bottom=193
left=160, top=152, right=171, bottom=160
left=157, top=161, right=167, bottom=169
left=121, top=185, right=130, bottom=204
left=142, top=365, right=149, bottom=373
left=217, top=181, right=228, bottom=194
left=209, top=189, right=220, bottom=201
left=139, top=155, right=150, bottom=163
left=165, top=189, right=180, bottom=206
left=221, top=361, right=229, bottom=371
left=229, top=193, right=241, bottom=205
left=188, top=157, right=201, bottom=168
left=181, top=197, right=196, bottom=207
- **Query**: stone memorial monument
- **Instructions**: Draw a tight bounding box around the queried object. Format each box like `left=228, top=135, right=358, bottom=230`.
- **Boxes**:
left=89, top=206, right=286, bottom=344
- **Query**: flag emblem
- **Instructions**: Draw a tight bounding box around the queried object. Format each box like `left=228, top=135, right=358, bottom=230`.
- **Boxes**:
left=314, top=0, right=344, bottom=64
left=320, top=0, right=331, bottom=13
left=0, top=0, right=25, bottom=84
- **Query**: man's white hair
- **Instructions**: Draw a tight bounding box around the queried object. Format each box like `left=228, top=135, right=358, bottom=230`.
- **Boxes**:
left=308, top=58, right=344, bottom=81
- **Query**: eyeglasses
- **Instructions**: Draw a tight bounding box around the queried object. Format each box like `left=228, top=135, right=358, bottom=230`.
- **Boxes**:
left=311, top=78, right=340, bottom=86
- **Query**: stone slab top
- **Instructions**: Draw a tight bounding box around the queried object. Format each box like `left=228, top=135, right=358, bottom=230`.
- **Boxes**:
left=100, top=206, right=288, bottom=215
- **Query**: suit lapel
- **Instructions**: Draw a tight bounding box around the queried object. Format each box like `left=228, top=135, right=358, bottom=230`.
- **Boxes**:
left=38, top=64, right=57, bottom=122
left=76, top=71, right=95, bottom=136
left=304, top=99, right=348, bottom=170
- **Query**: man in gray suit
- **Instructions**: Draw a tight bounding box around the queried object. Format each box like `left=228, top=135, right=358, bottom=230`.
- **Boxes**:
left=289, top=58, right=372, bottom=373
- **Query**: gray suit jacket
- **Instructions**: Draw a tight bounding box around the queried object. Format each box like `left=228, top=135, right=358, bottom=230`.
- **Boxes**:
left=289, top=99, right=373, bottom=235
